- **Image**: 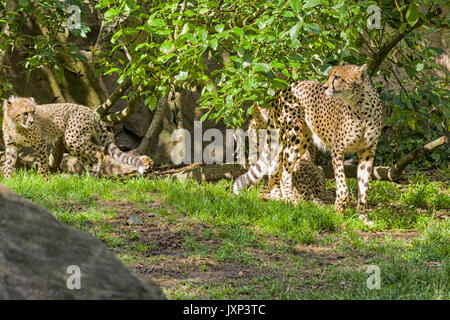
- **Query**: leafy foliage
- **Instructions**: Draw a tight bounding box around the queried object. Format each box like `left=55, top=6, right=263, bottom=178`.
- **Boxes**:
left=0, top=0, right=90, bottom=89
left=0, top=0, right=448, bottom=167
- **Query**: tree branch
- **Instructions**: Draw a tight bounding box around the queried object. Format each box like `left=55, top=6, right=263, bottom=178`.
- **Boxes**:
left=134, top=94, right=169, bottom=155
left=367, top=7, right=443, bottom=76
left=386, top=136, right=448, bottom=180
left=95, top=77, right=132, bottom=116
left=100, top=83, right=144, bottom=122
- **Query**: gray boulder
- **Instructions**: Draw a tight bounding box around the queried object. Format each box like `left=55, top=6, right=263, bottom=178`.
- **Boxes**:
left=0, top=184, right=165, bottom=300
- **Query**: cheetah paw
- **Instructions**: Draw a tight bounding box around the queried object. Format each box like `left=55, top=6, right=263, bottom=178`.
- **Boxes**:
left=359, top=214, right=374, bottom=226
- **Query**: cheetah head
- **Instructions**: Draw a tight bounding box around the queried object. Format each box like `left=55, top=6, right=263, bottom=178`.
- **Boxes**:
left=4, top=96, right=37, bottom=129
left=324, top=64, right=368, bottom=99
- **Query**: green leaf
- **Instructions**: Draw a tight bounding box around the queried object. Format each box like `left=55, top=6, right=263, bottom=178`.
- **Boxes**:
left=104, top=8, right=119, bottom=20
left=253, top=63, right=270, bottom=73
left=208, top=38, right=218, bottom=50
left=290, top=0, right=301, bottom=15
left=147, top=17, right=165, bottom=27
left=145, top=95, right=158, bottom=111
left=135, top=43, right=149, bottom=51
left=304, top=23, right=321, bottom=34
left=199, top=7, right=209, bottom=15
left=157, top=53, right=176, bottom=63
left=407, top=118, right=416, bottom=130
left=125, top=0, right=137, bottom=9
left=104, top=67, right=121, bottom=75
left=272, top=78, right=290, bottom=89
left=215, top=24, right=225, bottom=33
left=200, top=111, right=211, bottom=122
left=197, top=27, right=208, bottom=41
left=204, top=83, right=215, bottom=92
left=132, top=74, right=140, bottom=86
left=304, top=0, right=326, bottom=9
left=289, top=23, right=301, bottom=40
left=181, top=23, right=190, bottom=35
left=117, top=74, right=126, bottom=84
left=160, top=40, right=173, bottom=53
left=176, top=70, right=189, bottom=81
left=233, top=26, right=244, bottom=38
left=270, top=60, right=285, bottom=69
left=406, top=3, right=419, bottom=27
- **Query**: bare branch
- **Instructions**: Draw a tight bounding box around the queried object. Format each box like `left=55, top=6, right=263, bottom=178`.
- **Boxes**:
left=100, top=83, right=144, bottom=122
left=95, top=77, right=133, bottom=116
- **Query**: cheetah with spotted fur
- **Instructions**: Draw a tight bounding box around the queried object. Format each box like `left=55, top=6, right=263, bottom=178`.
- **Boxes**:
left=236, top=105, right=328, bottom=204
left=2, top=96, right=151, bottom=177
left=234, top=64, right=382, bottom=225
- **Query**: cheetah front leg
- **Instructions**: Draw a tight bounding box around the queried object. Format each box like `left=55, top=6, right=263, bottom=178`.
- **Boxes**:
left=3, top=142, right=18, bottom=178
left=268, top=152, right=282, bottom=200
left=279, top=127, right=311, bottom=205
left=267, top=128, right=282, bottom=200
left=331, top=148, right=349, bottom=213
left=279, top=146, right=299, bottom=204
left=356, top=147, right=376, bottom=226
left=33, top=140, right=50, bottom=178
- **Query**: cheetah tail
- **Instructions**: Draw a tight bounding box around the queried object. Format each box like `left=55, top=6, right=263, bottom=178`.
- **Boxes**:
left=232, top=129, right=280, bottom=194
left=107, top=143, right=146, bottom=174
left=96, top=121, right=146, bottom=174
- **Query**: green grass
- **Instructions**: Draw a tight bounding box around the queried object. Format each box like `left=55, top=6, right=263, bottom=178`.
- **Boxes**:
left=1, top=168, right=449, bottom=299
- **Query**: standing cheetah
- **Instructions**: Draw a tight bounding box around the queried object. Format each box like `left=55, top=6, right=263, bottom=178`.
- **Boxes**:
left=234, top=105, right=328, bottom=204
left=234, top=64, right=382, bottom=225
left=2, top=96, right=149, bottom=177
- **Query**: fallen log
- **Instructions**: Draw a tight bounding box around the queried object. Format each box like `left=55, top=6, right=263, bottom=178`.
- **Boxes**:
left=163, top=136, right=447, bottom=182
left=1, top=136, right=445, bottom=182
left=320, top=136, right=447, bottom=181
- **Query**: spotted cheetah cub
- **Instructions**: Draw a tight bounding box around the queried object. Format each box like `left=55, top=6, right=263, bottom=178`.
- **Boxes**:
left=2, top=96, right=148, bottom=177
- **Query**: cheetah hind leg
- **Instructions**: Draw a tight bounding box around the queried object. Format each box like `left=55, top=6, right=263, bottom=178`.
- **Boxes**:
left=94, top=146, right=105, bottom=178
left=67, top=143, right=104, bottom=178
left=83, top=147, right=104, bottom=178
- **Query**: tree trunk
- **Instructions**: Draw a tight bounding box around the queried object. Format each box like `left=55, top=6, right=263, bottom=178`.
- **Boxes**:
left=134, top=95, right=169, bottom=155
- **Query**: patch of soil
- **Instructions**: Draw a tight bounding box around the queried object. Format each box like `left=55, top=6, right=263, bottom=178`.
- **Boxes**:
left=83, top=197, right=426, bottom=297
left=355, top=231, right=418, bottom=241
left=135, top=257, right=262, bottom=288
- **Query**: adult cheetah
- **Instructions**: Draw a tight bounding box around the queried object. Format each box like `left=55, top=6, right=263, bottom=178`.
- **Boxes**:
left=233, top=64, right=383, bottom=225
left=235, top=105, right=328, bottom=204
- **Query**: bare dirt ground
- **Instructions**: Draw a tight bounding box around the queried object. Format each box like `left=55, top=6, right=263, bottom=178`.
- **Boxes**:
left=92, top=197, right=424, bottom=297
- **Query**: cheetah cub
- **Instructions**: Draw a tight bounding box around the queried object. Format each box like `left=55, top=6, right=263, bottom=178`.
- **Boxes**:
left=2, top=96, right=148, bottom=177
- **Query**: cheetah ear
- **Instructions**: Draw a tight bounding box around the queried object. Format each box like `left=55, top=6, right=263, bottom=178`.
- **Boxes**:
left=4, top=96, right=15, bottom=109
left=358, top=64, right=368, bottom=80
left=339, top=61, right=345, bottom=66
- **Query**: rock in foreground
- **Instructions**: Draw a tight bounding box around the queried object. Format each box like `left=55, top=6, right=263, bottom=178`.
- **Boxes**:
left=0, top=183, right=165, bottom=300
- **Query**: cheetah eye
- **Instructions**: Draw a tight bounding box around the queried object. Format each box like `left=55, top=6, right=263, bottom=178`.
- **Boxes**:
left=23, top=112, right=28, bottom=116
